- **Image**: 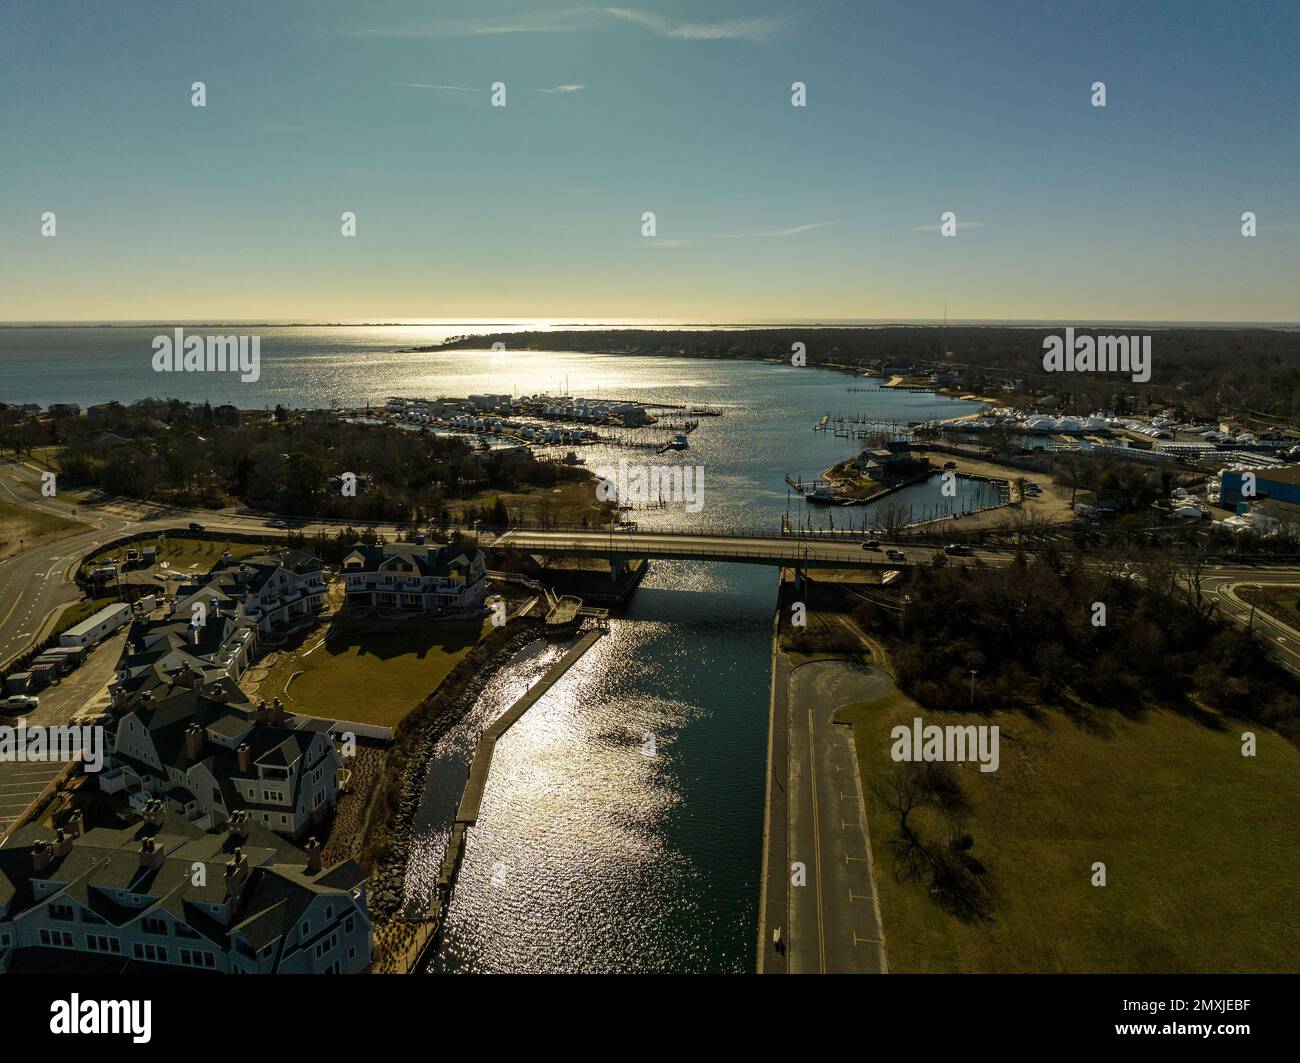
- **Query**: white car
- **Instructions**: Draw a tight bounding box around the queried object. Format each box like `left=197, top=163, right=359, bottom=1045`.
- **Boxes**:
left=4, top=694, right=39, bottom=712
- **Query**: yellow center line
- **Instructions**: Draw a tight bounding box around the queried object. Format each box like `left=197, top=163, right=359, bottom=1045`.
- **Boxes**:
left=0, top=587, right=24, bottom=629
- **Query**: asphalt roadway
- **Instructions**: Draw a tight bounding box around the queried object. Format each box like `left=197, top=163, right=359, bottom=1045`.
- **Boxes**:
left=761, top=654, right=892, bottom=974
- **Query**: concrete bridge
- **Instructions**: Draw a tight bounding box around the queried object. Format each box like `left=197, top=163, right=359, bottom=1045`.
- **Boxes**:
left=492, top=528, right=910, bottom=570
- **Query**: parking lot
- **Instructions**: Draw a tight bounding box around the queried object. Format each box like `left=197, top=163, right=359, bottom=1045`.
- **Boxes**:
left=0, top=629, right=125, bottom=837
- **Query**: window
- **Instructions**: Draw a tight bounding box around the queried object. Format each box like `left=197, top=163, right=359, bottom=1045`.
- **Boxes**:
left=48, top=903, right=75, bottom=922
left=141, top=916, right=168, bottom=936
left=133, top=942, right=167, bottom=963
left=40, top=929, right=75, bottom=948
left=301, top=920, right=310, bottom=936
left=180, top=948, right=215, bottom=968
left=314, top=932, right=338, bottom=959
left=345, top=916, right=354, bottom=934
left=86, top=934, right=121, bottom=954
left=325, top=905, right=333, bottom=920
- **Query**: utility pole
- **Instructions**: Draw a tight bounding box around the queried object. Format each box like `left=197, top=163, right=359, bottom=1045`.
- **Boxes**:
left=969, top=669, right=977, bottom=707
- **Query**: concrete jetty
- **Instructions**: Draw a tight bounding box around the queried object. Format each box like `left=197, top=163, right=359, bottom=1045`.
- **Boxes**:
left=455, top=629, right=603, bottom=825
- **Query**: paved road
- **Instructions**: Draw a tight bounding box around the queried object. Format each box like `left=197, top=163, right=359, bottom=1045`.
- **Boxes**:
left=0, top=462, right=137, bottom=666
left=1202, top=570, right=1300, bottom=674
left=779, top=657, right=892, bottom=974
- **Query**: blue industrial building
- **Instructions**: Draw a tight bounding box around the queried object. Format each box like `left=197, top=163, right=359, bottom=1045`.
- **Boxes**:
left=1220, top=466, right=1300, bottom=507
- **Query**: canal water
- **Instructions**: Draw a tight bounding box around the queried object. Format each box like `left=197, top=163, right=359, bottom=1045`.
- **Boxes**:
left=390, top=357, right=988, bottom=972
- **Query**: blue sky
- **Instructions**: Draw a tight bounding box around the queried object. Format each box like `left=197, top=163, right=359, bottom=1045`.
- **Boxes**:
left=1, top=0, right=1296, bottom=322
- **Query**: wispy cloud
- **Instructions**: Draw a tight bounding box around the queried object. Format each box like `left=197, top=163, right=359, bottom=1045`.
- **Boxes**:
left=381, top=81, right=483, bottom=94
left=911, top=220, right=987, bottom=232
left=711, top=221, right=837, bottom=240
left=535, top=84, right=586, bottom=94
left=344, top=8, right=594, bottom=37
left=343, top=7, right=782, bottom=43
left=642, top=239, right=691, bottom=249
left=605, top=8, right=783, bottom=42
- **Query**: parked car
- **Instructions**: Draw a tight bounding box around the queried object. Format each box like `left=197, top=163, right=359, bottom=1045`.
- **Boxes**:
left=886, top=549, right=906, bottom=562
left=862, top=539, right=882, bottom=551
left=188, top=521, right=205, bottom=531
left=268, top=519, right=289, bottom=528
left=4, top=695, right=39, bottom=712
left=944, top=544, right=972, bottom=556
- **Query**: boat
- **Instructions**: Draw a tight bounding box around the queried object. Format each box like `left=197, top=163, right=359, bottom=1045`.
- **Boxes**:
left=545, top=595, right=583, bottom=636
left=668, top=434, right=689, bottom=450
left=804, top=484, right=838, bottom=505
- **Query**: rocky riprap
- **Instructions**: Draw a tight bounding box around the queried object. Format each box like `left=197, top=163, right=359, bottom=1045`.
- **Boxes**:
left=366, top=619, right=543, bottom=919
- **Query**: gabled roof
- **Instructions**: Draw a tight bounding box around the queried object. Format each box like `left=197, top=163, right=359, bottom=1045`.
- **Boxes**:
left=343, top=541, right=482, bottom=578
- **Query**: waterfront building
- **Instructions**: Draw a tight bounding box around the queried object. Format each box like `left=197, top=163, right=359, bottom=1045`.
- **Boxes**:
left=0, top=807, right=370, bottom=974
left=341, top=542, right=488, bottom=615
left=100, top=682, right=342, bottom=837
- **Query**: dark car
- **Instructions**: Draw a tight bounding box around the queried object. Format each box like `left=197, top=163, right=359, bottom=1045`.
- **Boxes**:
left=944, top=544, right=972, bottom=556
left=862, top=539, right=882, bottom=551
left=188, top=521, right=205, bottom=532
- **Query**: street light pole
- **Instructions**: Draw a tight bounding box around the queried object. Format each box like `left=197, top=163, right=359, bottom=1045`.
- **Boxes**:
left=969, top=669, right=977, bottom=706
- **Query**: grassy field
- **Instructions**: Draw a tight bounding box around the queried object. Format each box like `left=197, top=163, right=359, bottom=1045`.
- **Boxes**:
left=86, top=536, right=274, bottom=576
left=446, top=478, right=614, bottom=527
left=838, top=690, right=1300, bottom=972
left=0, top=498, right=87, bottom=562
left=23, top=446, right=63, bottom=472
left=256, top=619, right=489, bottom=727
left=1238, top=584, right=1300, bottom=630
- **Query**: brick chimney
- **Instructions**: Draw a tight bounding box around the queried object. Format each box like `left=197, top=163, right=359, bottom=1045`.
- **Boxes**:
left=52, top=827, right=73, bottom=859
left=139, top=837, right=165, bottom=870
left=256, top=699, right=269, bottom=723
left=227, top=809, right=251, bottom=841
left=304, top=836, right=322, bottom=874
left=209, top=684, right=228, bottom=703
left=184, top=723, right=204, bottom=761
left=270, top=697, right=286, bottom=727
left=31, top=839, right=54, bottom=871
left=225, top=848, right=249, bottom=900
left=67, top=810, right=84, bottom=839
left=111, top=686, right=129, bottom=709
left=144, top=798, right=166, bottom=827
left=237, top=743, right=252, bottom=773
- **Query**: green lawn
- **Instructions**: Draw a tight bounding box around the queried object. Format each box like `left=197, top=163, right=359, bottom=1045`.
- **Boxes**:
left=258, top=619, right=489, bottom=727
left=838, top=690, right=1300, bottom=972
left=86, top=535, right=273, bottom=576
left=0, top=498, right=86, bottom=561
